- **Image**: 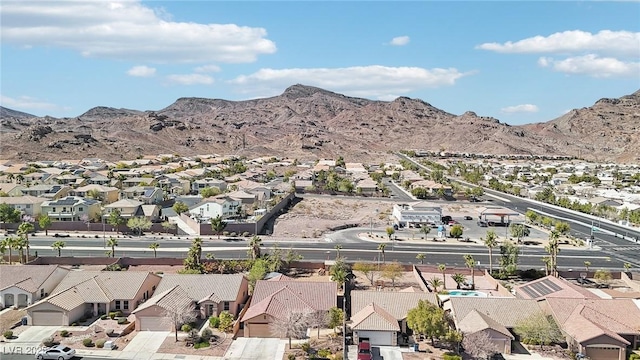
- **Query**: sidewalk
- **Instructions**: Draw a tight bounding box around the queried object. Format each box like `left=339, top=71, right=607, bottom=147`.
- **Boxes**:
left=76, top=348, right=226, bottom=359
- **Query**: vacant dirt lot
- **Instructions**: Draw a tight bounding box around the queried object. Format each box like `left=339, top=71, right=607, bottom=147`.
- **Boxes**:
left=157, top=330, right=232, bottom=357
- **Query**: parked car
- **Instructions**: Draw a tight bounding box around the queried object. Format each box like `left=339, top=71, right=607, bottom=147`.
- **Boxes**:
left=53, top=233, right=70, bottom=238
left=448, top=220, right=458, bottom=225
left=357, top=340, right=372, bottom=360
left=35, top=345, right=76, bottom=360
left=477, top=220, right=488, bottom=227
left=441, top=215, right=452, bottom=223
left=463, top=216, right=473, bottom=220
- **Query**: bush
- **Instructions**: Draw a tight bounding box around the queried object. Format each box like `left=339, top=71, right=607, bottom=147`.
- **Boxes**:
left=100, top=314, right=108, bottom=320
left=209, top=316, right=220, bottom=328
left=3, top=331, right=13, bottom=339
left=83, top=338, right=94, bottom=347
left=223, top=231, right=229, bottom=236
left=109, top=312, right=118, bottom=319
left=242, top=232, right=250, bottom=237
left=301, top=342, right=311, bottom=353
left=218, top=311, right=234, bottom=332
left=71, top=322, right=78, bottom=326
left=42, top=336, right=55, bottom=346
left=117, top=317, right=128, bottom=325
left=443, top=353, right=462, bottom=360
left=194, top=341, right=210, bottom=349
left=202, top=328, right=213, bottom=341
left=60, top=330, right=69, bottom=337
left=181, top=324, right=192, bottom=332
left=230, top=232, right=237, bottom=237
left=114, top=311, right=123, bottom=317
left=288, top=354, right=296, bottom=360
left=317, top=349, right=331, bottom=357
left=96, top=339, right=106, bottom=348
left=629, top=354, right=640, bottom=360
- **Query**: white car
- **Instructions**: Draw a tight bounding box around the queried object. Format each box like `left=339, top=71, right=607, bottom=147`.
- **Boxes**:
left=35, top=345, right=76, bottom=360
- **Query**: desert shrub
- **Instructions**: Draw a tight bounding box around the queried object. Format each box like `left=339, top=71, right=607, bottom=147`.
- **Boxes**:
left=222, top=231, right=229, bottom=236
left=201, top=328, right=213, bottom=341
left=218, top=311, right=234, bottom=332
left=83, top=338, right=94, bottom=347
left=194, top=341, right=210, bottom=349
left=333, top=354, right=343, bottom=360
left=443, top=353, right=462, bottom=360
left=317, top=349, right=331, bottom=357
left=100, top=314, right=107, bottom=320
left=629, top=353, right=640, bottom=360
left=71, top=322, right=78, bottom=326
left=230, top=232, right=237, bottom=237
left=288, top=354, right=296, bottom=360
left=108, top=312, right=117, bottom=319
left=114, top=311, right=123, bottom=317
left=60, top=330, right=69, bottom=337
left=3, top=331, right=13, bottom=339
left=301, top=342, right=311, bottom=353
left=242, top=232, right=250, bottom=237
left=209, top=316, right=220, bottom=328
left=117, top=317, right=128, bottom=325
left=96, top=339, right=106, bottom=348
left=181, top=324, right=192, bottom=332
left=42, top=336, right=55, bottom=346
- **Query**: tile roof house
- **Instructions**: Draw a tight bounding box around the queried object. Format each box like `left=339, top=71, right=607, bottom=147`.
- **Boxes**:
left=188, top=196, right=241, bottom=222
left=104, top=199, right=144, bottom=219
left=25, top=271, right=161, bottom=326
left=515, top=275, right=599, bottom=300
left=457, top=310, right=514, bottom=354
left=240, top=280, right=337, bottom=337
left=132, top=274, right=249, bottom=331
left=71, top=184, right=119, bottom=204
left=0, top=265, right=69, bottom=309
left=0, top=183, right=26, bottom=197
left=40, top=196, right=101, bottom=221
left=545, top=298, right=640, bottom=360
left=0, top=195, right=48, bottom=217
left=350, top=291, right=439, bottom=346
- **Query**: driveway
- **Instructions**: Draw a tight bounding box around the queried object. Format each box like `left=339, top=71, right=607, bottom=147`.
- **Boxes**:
left=376, top=346, right=403, bottom=360
left=6, top=326, right=58, bottom=345
left=225, top=337, right=283, bottom=360
left=119, top=331, right=168, bottom=359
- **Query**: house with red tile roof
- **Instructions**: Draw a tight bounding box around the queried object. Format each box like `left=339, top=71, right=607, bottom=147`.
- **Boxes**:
left=544, top=298, right=640, bottom=360
left=0, top=265, right=69, bottom=309
left=240, top=280, right=336, bottom=337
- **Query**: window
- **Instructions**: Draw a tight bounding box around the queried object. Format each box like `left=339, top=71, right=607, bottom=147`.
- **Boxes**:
left=26, top=204, right=31, bottom=209
left=52, top=207, right=57, bottom=212
left=78, top=207, right=83, bottom=212
left=223, top=302, right=230, bottom=311
left=115, top=300, right=121, bottom=310
left=123, top=301, right=129, bottom=310
left=208, top=304, right=214, bottom=315
left=40, top=288, right=45, bottom=297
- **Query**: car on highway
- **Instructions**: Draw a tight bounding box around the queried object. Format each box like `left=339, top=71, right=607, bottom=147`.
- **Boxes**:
left=477, top=220, right=488, bottom=227
left=463, top=216, right=473, bottom=220
left=35, top=345, right=76, bottom=360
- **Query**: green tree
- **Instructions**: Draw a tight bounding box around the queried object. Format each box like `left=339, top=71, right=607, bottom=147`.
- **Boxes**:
left=1, top=237, right=17, bottom=264
left=210, top=215, right=226, bottom=239
left=545, top=231, right=560, bottom=277
left=377, top=243, right=387, bottom=264
left=353, top=262, right=376, bottom=286
left=172, top=201, right=189, bottom=215
left=200, top=187, right=221, bottom=198
left=428, top=277, right=444, bottom=292
left=248, top=236, right=262, bottom=260
left=51, top=240, right=65, bottom=257
left=386, top=226, right=395, bottom=241
left=464, top=254, right=476, bottom=289
left=328, top=307, right=344, bottom=334
left=438, top=263, right=447, bottom=289
left=330, top=258, right=350, bottom=291
left=38, top=215, right=53, bottom=236
left=107, top=209, right=126, bottom=234
left=499, top=241, right=520, bottom=276
left=0, top=203, right=21, bottom=228
left=449, top=224, right=463, bottom=239
left=334, top=244, right=343, bottom=259
left=161, top=221, right=176, bottom=235
left=406, top=300, right=448, bottom=346
left=525, top=210, right=539, bottom=224
left=451, top=273, right=466, bottom=289
left=127, top=216, right=152, bottom=236
left=106, top=237, right=118, bottom=258
left=420, top=226, right=431, bottom=239
left=15, top=236, right=27, bottom=263
left=183, top=238, right=203, bottom=273
left=18, top=221, right=35, bottom=260
left=248, top=258, right=268, bottom=293
left=382, top=262, right=403, bottom=289
left=554, top=221, right=571, bottom=235
left=86, top=189, right=103, bottom=201
left=514, top=312, right=563, bottom=348
left=416, top=253, right=426, bottom=264
left=483, top=230, right=498, bottom=274
left=284, top=248, right=303, bottom=268
left=218, top=311, right=234, bottom=332
left=624, top=262, right=632, bottom=272
left=509, top=223, right=527, bottom=243
left=149, top=242, right=160, bottom=258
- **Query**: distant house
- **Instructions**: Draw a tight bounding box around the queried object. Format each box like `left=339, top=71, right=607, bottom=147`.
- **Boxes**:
left=104, top=199, right=144, bottom=219
left=40, top=196, right=101, bottom=221
left=392, top=202, right=442, bottom=228
left=0, top=195, right=48, bottom=217
left=0, top=183, right=26, bottom=196
left=0, top=265, right=69, bottom=309
left=132, top=274, right=249, bottom=331
left=26, top=271, right=161, bottom=326
left=225, top=190, right=257, bottom=205
left=188, top=196, right=241, bottom=222
left=294, top=180, right=314, bottom=192
left=356, top=177, right=378, bottom=195
left=121, top=177, right=155, bottom=188
left=71, top=184, right=119, bottom=204
left=410, top=180, right=452, bottom=196
left=23, top=185, right=70, bottom=200
left=191, top=178, right=227, bottom=194
left=86, top=173, right=111, bottom=186
left=121, top=186, right=164, bottom=204
left=240, top=280, right=336, bottom=337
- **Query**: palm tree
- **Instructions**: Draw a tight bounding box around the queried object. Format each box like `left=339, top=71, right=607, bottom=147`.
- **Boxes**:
left=334, top=244, right=342, bottom=259
left=464, top=254, right=476, bottom=289
left=248, top=236, right=262, bottom=260
left=420, top=226, right=431, bottom=239
left=377, top=243, right=386, bottom=264
left=545, top=231, right=560, bottom=277
left=210, top=215, right=225, bottom=239
left=483, top=230, right=498, bottom=274
left=542, top=257, right=552, bottom=276
left=624, top=262, right=632, bottom=272
left=584, top=261, right=591, bottom=272
left=428, top=277, right=443, bottom=292
left=51, top=241, right=65, bottom=257
left=0, top=239, right=6, bottom=264
left=416, top=253, right=426, bottom=264
left=452, top=273, right=466, bottom=289
left=107, top=237, right=118, bottom=258
left=15, top=236, right=27, bottom=264
left=149, top=242, right=160, bottom=258
left=18, top=221, right=35, bottom=260
left=438, top=263, right=447, bottom=289
left=2, top=237, right=16, bottom=264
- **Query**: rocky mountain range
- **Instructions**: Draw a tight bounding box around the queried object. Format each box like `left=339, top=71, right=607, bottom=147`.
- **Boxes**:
left=1, top=85, right=638, bottom=163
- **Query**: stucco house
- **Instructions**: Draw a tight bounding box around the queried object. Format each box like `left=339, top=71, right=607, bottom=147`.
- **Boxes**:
left=240, top=279, right=337, bottom=337
left=104, top=199, right=144, bottom=219
left=71, top=184, right=120, bottom=204
left=191, top=178, right=227, bottom=194
left=40, top=196, right=101, bottom=221
left=0, top=265, right=69, bottom=309
left=188, top=196, right=241, bottom=222
left=0, top=195, right=48, bottom=217
left=132, top=274, right=249, bottom=331
left=25, top=271, right=160, bottom=325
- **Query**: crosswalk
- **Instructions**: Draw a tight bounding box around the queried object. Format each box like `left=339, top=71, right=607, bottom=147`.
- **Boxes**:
left=612, top=246, right=640, bottom=252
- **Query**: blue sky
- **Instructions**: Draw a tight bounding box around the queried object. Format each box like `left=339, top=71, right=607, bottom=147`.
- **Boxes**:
left=1, top=1, right=639, bottom=125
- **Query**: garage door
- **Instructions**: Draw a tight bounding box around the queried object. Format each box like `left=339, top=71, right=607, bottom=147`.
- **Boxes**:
left=357, top=330, right=393, bottom=346
left=137, top=317, right=171, bottom=331
left=246, top=323, right=272, bottom=337
left=585, top=346, right=620, bottom=360
left=32, top=311, right=64, bottom=326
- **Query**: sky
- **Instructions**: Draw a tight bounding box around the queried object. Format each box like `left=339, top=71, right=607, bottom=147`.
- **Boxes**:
left=1, top=1, right=639, bottom=125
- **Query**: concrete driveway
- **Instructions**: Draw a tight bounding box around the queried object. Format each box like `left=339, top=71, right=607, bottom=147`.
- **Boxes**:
left=6, top=326, right=58, bottom=345
left=225, top=337, right=283, bottom=359
left=119, top=331, right=169, bottom=359
left=378, top=346, right=403, bottom=360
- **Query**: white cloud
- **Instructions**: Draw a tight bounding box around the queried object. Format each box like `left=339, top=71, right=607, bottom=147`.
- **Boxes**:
left=127, top=65, right=156, bottom=77
left=500, top=104, right=539, bottom=114
left=194, top=65, right=221, bottom=73
left=166, top=74, right=214, bottom=85
left=1, top=95, right=69, bottom=113
left=477, top=30, right=640, bottom=56
left=228, top=65, right=471, bottom=100
left=538, top=54, right=640, bottom=78
left=390, top=36, right=410, bottom=46
left=0, top=1, right=276, bottom=63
